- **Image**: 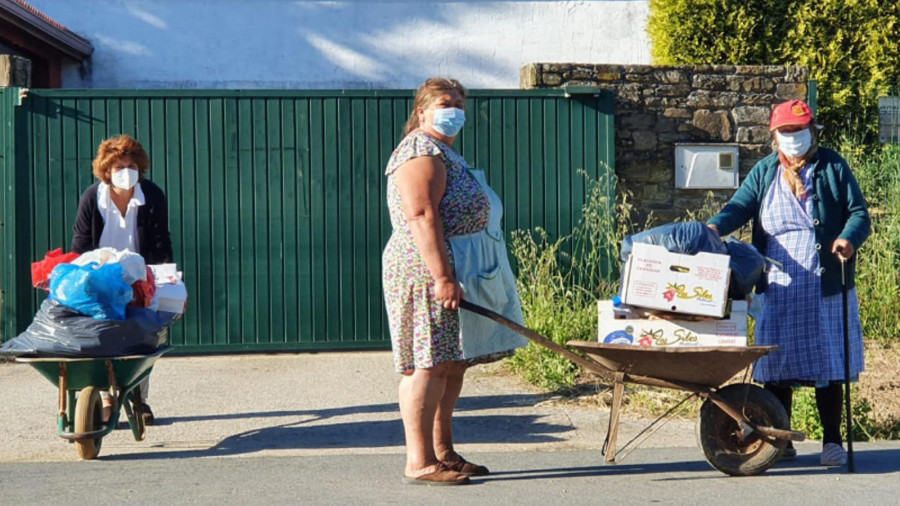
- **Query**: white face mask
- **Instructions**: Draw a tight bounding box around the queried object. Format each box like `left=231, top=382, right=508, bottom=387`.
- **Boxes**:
left=776, top=129, right=812, bottom=158
left=111, top=167, right=139, bottom=190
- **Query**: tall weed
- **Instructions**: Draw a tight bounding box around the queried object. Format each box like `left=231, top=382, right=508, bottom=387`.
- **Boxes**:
left=507, top=172, right=653, bottom=390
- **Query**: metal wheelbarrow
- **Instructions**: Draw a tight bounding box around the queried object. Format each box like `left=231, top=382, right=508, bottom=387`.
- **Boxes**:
left=460, top=300, right=805, bottom=476
left=14, top=346, right=171, bottom=459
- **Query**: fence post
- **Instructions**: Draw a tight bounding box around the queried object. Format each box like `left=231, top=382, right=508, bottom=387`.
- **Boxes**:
left=808, top=80, right=818, bottom=117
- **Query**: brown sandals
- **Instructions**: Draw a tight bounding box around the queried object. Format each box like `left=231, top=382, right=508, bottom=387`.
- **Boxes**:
left=442, top=456, right=490, bottom=476
left=402, top=463, right=471, bottom=486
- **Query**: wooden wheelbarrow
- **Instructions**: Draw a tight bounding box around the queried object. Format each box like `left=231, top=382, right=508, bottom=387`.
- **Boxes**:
left=460, top=300, right=805, bottom=476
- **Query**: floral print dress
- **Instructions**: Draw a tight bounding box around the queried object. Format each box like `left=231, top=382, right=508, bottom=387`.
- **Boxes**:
left=382, top=131, right=497, bottom=373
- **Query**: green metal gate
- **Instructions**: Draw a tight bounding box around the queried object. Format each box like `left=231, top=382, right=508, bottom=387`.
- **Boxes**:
left=0, top=87, right=614, bottom=353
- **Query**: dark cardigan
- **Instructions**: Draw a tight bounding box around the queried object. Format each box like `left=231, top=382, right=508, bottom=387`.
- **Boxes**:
left=71, top=180, right=174, bottom=265
left=708, top=147, right=870, bottom=296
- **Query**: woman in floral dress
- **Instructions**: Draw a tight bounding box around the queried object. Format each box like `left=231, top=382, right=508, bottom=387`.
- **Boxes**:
left=382, top=78, right=524, bottom=485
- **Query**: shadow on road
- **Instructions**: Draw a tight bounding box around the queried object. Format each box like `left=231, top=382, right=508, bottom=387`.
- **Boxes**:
left=104, top=393, right=572, bottom=461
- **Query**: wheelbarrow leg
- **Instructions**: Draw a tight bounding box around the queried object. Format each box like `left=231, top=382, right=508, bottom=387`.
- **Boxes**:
left=603, top=372, right=626, bottom=463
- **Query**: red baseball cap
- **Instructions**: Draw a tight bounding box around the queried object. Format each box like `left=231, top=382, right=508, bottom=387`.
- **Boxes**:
left=770, top=100, right=815, bottom=131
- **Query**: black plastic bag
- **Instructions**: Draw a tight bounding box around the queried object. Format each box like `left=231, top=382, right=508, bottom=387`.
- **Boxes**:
left=724, top=237, right=766, bottom=298
left=0, top=299, right=176, bottom=358
left=620, top=222, right=727, bottom=262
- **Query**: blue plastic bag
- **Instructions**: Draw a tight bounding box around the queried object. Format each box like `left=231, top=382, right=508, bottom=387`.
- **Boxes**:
left=48, top=263, right=133, bottom=320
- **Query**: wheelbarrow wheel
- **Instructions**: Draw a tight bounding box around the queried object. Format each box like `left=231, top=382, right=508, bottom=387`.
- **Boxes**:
left=74, top=386, right=103, bottom=460
left=696, top=383, right=789, bottom=477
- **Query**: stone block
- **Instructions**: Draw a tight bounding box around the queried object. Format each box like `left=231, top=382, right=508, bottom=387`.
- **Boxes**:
left=659, top=132, right=695, bottom=143
left=625, top=73, right=655, bottom=83
left=595, top=67, right=623, bottom=81
left=784, top=66, right=809, bottom=82
left=543, top=73, right=562, bottom=86
left=736, top=65, right=784, bottom=76
left=740, top=93, right=776, bottom=105
left=520, top=64, right=539, bottom=88
left=657, top=84, right=692, bottom=97
left=624, top=65, right=653, bottom=74
left=692, top=109, right=732, bottom=141
left=654, top=69, right=689, bottom=84
left=616, top=83, right=642, bottom=102
left=686, top=90, right=740, bottom=108
left=544, top=63, right=570, bottom=73
left=776, top=83, right=808, bottom=100
left=633, top=131, right=658, bottom=151
left=656, top=118, right=681, bottom=132
left=726, top=76, right=775, bottom=92
left=694, top=64, right=736, bottom=73
left=693, top=74, right=726, bottom=90
left=736, top=126, right=771, bottom=144
left=732, top=106, right=771, bottom=125
left=648, top=164, right=672, bottom=183
left=565, top=80, right=597, bottom=87
left=0, top=55, right=31, bottom=87
left=663, top=108, right=693, bottom=119
left=621, top=112, right=657, bottom=130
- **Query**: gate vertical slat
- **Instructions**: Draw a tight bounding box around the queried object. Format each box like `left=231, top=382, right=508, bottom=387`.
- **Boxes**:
left=349, top=98, right=367, bottom=341
left=222, top=97, right=242, bottom=344
left=543, top=99, right=559, bottom=241
left=336, top=97, right=353, bottom=342
left=208, top=98, right=227, bottom=345
left=281, top=98, right=299, bottom=344
left=234, top=99, right=251, bottom=344
left=266, top=98, right=285, bottom=344
left=295, top=98, right=313, bottom=343
left=194, top=98, right=213, bottom=345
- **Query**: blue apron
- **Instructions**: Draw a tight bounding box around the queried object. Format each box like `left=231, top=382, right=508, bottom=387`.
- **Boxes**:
left=449, top=169, right=528, bottom=360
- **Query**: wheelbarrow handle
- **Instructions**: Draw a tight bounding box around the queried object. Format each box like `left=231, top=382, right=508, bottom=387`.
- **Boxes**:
left=458, top=299, right=603, bottom=374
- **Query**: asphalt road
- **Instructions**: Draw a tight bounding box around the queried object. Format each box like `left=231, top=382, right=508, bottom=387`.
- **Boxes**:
left=1, top=444, right=898, bottom=505
left=2, top=351, right=898, bottom=504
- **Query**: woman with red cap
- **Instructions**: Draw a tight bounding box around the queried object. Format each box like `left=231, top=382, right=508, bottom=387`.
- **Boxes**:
left=707, top=99, right=870, bottom=466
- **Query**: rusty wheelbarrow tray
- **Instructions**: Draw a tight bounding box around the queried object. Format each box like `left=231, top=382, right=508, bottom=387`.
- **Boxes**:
left=460, top=300, right=805, bottom=477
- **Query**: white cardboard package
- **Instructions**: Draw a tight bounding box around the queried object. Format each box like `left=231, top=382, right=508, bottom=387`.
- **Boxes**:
left=620, top=242, right=731, bottom=318
left=148, top=263, right=187, bottom=314
left=597, top=300, right=748, bottom=347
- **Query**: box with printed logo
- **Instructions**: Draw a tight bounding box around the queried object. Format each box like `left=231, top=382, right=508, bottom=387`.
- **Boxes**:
left=597, top=300, right=748, bottom=347
left=620, top=243, right=731, bottom=318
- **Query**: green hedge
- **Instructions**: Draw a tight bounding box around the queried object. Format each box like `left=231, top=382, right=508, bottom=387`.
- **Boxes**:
left=648, top=0, right=900, bottom=139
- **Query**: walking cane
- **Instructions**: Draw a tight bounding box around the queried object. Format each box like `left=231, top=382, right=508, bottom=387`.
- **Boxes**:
left=840, top=256, right=855, bottom=472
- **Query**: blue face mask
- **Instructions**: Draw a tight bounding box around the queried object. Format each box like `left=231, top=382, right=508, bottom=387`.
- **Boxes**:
left=431, top=107, right=466, bottom=136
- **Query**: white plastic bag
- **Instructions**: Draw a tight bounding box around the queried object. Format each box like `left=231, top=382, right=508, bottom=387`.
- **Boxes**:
left=72, top=247, right=147, bottom=285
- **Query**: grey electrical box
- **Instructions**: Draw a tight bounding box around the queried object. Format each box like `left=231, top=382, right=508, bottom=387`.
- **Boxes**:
left=675, top=143, right=740, bottom=189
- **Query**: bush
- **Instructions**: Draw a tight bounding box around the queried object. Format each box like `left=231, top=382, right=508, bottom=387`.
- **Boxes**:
left=647, top=0, right=900, bottom=141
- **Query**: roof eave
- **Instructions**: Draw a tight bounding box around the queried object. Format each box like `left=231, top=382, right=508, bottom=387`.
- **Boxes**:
left=0, top=0, right=93, bottom=60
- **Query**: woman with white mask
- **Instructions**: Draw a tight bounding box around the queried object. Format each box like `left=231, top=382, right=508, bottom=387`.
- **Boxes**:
left=707, top=100, right=870, bottom=467
left=72, top=134, right=174, bottom=425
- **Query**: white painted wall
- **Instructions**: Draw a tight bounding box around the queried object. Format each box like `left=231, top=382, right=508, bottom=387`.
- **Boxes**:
left=32, top=0, right=651, bottom=89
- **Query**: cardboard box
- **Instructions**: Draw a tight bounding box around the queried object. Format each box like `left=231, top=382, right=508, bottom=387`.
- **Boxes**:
left=597, top=300, right=747, bottom=347
left=620, top=243, right=731, bottom=318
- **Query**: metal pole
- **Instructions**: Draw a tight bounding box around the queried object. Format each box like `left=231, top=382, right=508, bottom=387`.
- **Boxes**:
left=841, top=257, right=855, bottom=472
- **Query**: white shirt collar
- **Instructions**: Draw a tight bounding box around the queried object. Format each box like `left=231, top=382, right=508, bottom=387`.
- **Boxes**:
left=98, top=182, right=145, bottom=211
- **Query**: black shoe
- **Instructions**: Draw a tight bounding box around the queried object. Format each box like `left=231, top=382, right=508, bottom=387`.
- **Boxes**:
left=141, top=404, right=156, bottom=426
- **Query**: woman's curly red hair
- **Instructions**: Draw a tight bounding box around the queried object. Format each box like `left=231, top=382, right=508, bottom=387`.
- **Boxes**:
left=92, top=134, right=151, bottom=183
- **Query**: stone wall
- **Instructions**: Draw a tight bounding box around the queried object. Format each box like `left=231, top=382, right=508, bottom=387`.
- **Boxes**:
left=520, top=63, right=809, bottom=222
left=0, top=55, right=31, bottom=87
